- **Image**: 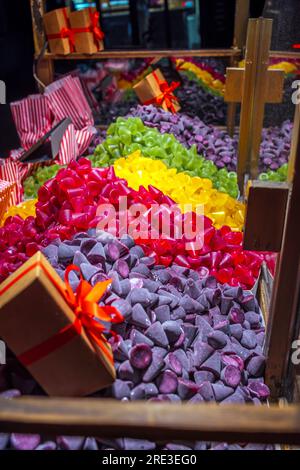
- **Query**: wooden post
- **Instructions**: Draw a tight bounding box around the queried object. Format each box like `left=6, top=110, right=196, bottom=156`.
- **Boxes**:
left=233, top=0, right=250, bottom=50
left=225, top=18, right=285, bottom=194
left=264, top=117, right=300, bottom=399
left=29, top=0, right=46, bottom=56
left=287, top=103, right=300, bottom=183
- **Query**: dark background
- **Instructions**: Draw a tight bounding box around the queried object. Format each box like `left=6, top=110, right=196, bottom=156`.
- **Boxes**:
left=0, top=0, right=266, bottom=103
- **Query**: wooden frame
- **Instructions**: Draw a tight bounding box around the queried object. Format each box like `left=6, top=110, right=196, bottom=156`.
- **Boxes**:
left=0, top=0, right=292, bottom=446
left=0, top=398, right=300, bottom=445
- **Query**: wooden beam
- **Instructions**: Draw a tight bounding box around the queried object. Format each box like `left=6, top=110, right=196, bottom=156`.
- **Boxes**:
left=1, top=398, right=300, bottom=444
left=233, top=0, right=250, bottom=50
left=265, top=115, right=300, bottom=399
left=269, top=50, right=300, bottom=59
left=227, top=18, right=274, bottom=192
left=225, top=68, right=284, bottom=103
left=29, top=0, right=46, bottom=56
left=42, top=49, right=241, bottom=60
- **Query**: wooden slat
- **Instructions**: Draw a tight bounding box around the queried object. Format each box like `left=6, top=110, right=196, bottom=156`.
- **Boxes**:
left=42, top=49, right=240, bottom=60
left=288, top=103, right=300, bottom=183
left=265, top=108, right=300, bottom=399
left=269, top=50, right=300, bottom=59
left=1, top=398, right=300, bottom=444
left=233, top=0, right=250, bottom=50
left=243, top=181, right=289, bottom=252
left=29, top=0, right=46, bottom=56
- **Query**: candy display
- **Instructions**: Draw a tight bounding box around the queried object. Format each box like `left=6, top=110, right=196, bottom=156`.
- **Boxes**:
left=1, top=0, right=298, bottom=453
left=93, top=117, right=239, bottom=198
left=0, top=215, right=57, bottom=283
left=0, top=199, right=37, bottom=226
left=114, top=151, right=245, bottom=231
left=33, top=158, right=272, bottom=289
left=127, top=105, right=237, bottom=171
left=174, top=58, right=226, bottom=97
left=23, top=165, right=62, bottom=199
left=0, top=231, right=264, bottom=450
left=0, top=231, right=271, bottom=449
left=259, top=163, right=288, bottom=182
left=127, top=105, right=293, bottom=173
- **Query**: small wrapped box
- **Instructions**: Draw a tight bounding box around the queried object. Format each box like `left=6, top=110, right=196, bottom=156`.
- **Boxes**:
left=133, top=69, right=180, bottom=113
left=0, top=252, right=122, bottom=396
left=44, top=7, right=73, bottom=55
left=0, top=180, right=15, bottom=222
left=69, top=7, right=104, bottom=54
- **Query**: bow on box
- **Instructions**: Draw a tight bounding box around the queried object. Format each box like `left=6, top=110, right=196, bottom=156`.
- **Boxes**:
left=69, top=7, right=104, bottom=53
left=134, top=69, right=181, bottom=114
left=72, top=10, right=105, bottom=43
left=45, top=7, right=75, bottom=53
left=18, top=264, right=123, bottom=367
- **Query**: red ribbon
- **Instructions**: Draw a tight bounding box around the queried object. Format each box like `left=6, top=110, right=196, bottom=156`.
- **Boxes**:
left=47, top=8, right=75, bottom=52
left=143, top=71, right=180, bottom=113
left=72, top=10, right=105, bottom=46
left=17, top=264, right=123, bottom=367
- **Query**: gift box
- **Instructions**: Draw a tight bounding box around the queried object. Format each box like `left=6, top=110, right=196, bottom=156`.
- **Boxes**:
left=44, top=7, right=74, bottom=55
left=0, top=180, right=15, bottom=222
left=69, top=7, right=104, bottom=54
left=0, top=252, right=123, bottom=396
left=133, top=69, right=180, bottom=113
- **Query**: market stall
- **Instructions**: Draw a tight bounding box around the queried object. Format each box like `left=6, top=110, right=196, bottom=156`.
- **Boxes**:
left=0, top=1, right=300, bottom=453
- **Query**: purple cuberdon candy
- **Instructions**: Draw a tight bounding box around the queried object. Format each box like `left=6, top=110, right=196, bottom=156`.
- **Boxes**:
left=37, top=231, right=272, bottom=450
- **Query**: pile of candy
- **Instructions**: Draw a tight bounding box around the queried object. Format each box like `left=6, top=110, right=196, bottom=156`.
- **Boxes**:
left=0, top=215, right=56, bottom=282
left=0, top=199, right=37, bottom=226
left=259, top=163, right=288, bottom=182
left=23, top=164, right=63, bottom=199
left=0, top=231, right=271, bottom=450
left=114, top=151, right=245, bottom=231
left=92, top=117, right=239, bottom=198
left=174, top=58, right=225, bottom=97
left=21, top=159, right=276, bottom=287
left=127, top=105, right=292, bottom=174
left=0, top=158, right=275, bottom=288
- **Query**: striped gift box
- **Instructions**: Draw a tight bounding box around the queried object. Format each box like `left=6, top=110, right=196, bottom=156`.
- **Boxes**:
left=45, top=75, right=94, bottom=130
left=10, top=95, right=53, bottom=151
left=9, top=76, right=96, bottom=170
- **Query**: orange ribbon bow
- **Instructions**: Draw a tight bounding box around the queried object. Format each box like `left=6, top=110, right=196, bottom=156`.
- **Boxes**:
left=18, top=265, right=123, bottom=366
left=144, top=71, right=180, bottom=113
left=63, top=264, right=122, bottom=348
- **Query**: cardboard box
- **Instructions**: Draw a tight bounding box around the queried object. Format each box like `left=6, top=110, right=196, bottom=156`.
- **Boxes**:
left=44, top=7, right=72, bottom=55
left=133, top=69, right=180, bottom=113
left=0, top=252, right=116, bottom=396
left=69, top=7, right=104, bottom=54
left=0, top=180, right=15, bottom=222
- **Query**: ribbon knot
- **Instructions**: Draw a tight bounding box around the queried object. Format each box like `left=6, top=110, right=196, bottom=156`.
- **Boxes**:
left=59, top=27, right=75, bottom=48
left=17, top=262, right=123, bottom=367
left=144, top=71, right=180, bottom=113
left=90, top=11, right=105, bottom=41
left=63, top=265, right=123, bottom=345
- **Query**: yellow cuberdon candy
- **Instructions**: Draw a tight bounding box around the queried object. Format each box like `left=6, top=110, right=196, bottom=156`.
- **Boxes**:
left=0, top=199, right=37, bottom=226
left=114, top=151, right=245, bottom=231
